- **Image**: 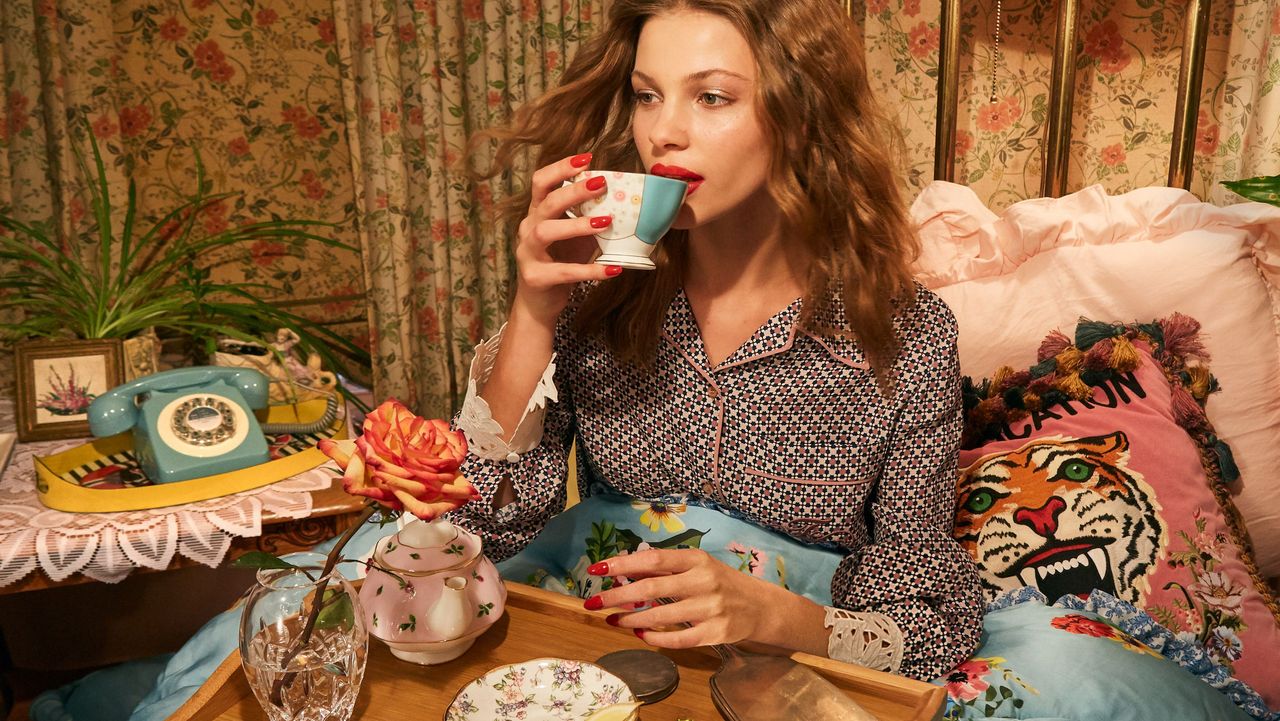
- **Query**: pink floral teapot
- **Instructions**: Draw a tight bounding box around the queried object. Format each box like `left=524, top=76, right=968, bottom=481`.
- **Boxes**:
left=360, top=518, right=506, bottom=664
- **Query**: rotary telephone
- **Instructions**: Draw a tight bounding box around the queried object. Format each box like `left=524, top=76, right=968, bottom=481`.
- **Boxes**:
left=88, top=366, right=272, bottom=484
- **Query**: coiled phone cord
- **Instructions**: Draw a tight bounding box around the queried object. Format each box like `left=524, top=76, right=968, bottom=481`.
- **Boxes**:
left=261, top=393, right=340, bottom=436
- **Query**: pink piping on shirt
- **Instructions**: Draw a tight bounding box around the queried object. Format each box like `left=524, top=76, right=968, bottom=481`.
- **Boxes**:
left=799, top=329, right=872, bottom=371
left=663, top=330, right=725, bottom=498
left=715, top=324, right=799, bottom=372
left=742, top=467, right=871, bottom=486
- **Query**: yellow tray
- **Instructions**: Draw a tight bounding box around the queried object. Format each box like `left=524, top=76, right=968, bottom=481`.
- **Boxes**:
left=33, top=398, right=348, bottom=513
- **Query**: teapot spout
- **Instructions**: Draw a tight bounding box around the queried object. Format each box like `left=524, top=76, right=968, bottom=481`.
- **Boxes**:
left=427, top=575, right=473, bottom=640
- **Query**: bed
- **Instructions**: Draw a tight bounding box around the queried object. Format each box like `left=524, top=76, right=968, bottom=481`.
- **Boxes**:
left=905, top=0, right=1280, bottom=718
left=39, top=3, right=1279, bottom=720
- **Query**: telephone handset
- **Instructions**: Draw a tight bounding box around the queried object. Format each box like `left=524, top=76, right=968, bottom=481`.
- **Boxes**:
left=88, top=366, right=272, bottom=484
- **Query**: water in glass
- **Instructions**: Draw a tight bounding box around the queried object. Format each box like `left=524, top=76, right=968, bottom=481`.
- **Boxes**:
left=240, top=560, right=368, bottom=721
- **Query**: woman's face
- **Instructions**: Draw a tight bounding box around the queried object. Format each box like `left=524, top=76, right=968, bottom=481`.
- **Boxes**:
left=631, top=10, right=772, bottom=230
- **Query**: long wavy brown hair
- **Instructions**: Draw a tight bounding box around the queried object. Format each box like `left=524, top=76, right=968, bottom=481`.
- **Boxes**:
left=476, top=0, right=918, bottom=382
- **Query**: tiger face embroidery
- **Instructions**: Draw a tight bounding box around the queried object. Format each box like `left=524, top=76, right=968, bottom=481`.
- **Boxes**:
left=955, top=432, right=1166, bottom=604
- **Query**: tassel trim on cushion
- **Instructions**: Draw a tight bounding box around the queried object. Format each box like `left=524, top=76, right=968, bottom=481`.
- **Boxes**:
left=964, top=314, right=1218, bottom=457
left=961, top=314, right=1280, bottom=628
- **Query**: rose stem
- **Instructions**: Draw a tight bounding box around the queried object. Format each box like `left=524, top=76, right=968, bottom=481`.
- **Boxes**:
left=269, top=503, right=379, bottom=706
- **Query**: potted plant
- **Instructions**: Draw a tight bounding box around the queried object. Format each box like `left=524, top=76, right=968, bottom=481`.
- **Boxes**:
left=0, top=124, right=371, bottom=414
left=1222, top=174, right=1280, bottom=207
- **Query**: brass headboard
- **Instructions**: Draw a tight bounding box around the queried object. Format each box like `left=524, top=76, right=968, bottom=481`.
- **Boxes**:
left=844, top=0, right=1214, bottom=196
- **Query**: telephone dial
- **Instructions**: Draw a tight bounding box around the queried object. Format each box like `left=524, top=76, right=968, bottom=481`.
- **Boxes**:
left=88, top=366, right=272, bottom=484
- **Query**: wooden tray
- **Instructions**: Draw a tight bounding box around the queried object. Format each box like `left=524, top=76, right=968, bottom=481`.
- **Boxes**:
left=172, top=582, right=946, bottom=721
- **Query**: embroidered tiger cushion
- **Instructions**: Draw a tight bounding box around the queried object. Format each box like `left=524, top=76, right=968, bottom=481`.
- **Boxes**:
left=955, top=315, right=1280, bottom=707
left=912, top=183, right=1280, bottom=581
left=959, top=432, right=1166, bottom=603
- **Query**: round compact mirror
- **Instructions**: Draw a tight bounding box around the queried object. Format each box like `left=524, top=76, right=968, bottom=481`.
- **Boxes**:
left=594, top=649, right=680, bottom=704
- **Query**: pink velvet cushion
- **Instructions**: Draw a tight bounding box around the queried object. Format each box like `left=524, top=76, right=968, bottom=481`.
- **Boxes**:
left=954, top=317, right=1280, bottom=706
left=912, top=182, right=1280, bottom=580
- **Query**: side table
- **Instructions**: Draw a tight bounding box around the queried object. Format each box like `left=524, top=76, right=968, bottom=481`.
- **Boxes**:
left=0, top=476, right=364, bottom=596
left=0, top=393, right=364, bottom=717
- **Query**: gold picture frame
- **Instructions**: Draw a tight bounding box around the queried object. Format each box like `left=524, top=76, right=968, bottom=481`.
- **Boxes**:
left=14, top=339, right=124, bottom=442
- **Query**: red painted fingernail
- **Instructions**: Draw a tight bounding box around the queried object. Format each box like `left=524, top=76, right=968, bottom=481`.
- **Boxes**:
left=586, top=175, right=606, bottom=191
left=590, top=215, right=612, bottom=229
left=584, top=595, right=604, bottom=611
left=605, top=265, right=623, bottom=277
left=634, top=629, right=646, bottom=640
left=606, top=613, right=622, bottom=627
left=587, top=561, right=609, bottom=575
left=633, top=601, right=646, bottom=609
left=570, top=152, right=592, bottom=167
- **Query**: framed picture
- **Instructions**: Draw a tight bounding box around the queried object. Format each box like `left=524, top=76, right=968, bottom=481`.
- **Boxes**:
left=14, top=339, right=125, bottom=442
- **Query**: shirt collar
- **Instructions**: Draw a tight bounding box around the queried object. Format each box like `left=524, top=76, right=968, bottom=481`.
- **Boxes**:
left=661, top=288, right=807, bottom=373
left=662, top=284, right=873, bottom=372
left=800, top=288, right=870, bottom=370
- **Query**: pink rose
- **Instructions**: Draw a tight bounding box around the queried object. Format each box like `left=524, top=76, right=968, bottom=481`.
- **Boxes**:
left=318, top=399, right=479, bottom=520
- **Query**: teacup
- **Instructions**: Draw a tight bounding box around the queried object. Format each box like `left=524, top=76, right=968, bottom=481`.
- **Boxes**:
left=570, top=170, right=688, bottom=270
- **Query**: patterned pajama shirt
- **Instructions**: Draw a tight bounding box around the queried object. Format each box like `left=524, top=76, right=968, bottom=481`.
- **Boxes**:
left=450, top=282, right=984, bottom=679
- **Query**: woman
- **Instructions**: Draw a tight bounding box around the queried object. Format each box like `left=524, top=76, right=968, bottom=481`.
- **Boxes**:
left=452, top=0, right=983, bottom=680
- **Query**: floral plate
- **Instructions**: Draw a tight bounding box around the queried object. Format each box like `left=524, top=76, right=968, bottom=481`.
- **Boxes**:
left=444, top=657, right=637, bottom=720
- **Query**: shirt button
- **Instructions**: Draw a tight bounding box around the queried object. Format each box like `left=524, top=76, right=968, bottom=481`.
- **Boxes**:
left=707, top=387, right=720, bottom=399
left=505, top=451, right=521, bottom=463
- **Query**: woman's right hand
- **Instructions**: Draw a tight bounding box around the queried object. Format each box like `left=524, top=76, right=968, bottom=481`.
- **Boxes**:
left=511, top=153, right=621, bottom=329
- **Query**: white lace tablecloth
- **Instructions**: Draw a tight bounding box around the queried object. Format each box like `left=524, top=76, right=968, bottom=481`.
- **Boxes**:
left=0, top=397, right=333, bottom=587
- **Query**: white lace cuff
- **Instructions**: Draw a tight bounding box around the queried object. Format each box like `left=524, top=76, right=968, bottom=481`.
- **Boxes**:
left=823, top=607, right=905, bottom=673
left=456, top=323, right=558, bottom=462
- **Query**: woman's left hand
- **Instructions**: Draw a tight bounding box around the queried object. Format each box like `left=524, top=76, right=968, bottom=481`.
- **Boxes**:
left=582, top=548, right=782, bottom=649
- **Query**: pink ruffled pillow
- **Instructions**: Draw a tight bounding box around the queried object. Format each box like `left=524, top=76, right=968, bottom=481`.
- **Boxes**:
left=954, top=317, right=1280, bottom=706
left=912, top=182, right=1280, bottom=582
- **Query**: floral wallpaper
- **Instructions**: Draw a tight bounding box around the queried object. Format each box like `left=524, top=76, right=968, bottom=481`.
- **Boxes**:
left=1, top=0, right=604, bottom=416
left=0, top=0, right=364, bottom=364
left=860, top=0, right=1280, bottom=208
left=2, top=0, right=1277, bottom=417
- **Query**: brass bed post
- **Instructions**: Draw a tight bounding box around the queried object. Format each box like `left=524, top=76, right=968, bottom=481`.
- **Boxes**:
left=1168, top=0, right=1211, bottom=189
left=934, top=0, right=961, bottom=181
left=1041, top=0, right=1081, bottom=197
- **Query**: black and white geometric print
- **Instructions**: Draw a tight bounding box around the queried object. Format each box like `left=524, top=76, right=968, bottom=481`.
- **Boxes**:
left=450, top=281, right=983, bottom=679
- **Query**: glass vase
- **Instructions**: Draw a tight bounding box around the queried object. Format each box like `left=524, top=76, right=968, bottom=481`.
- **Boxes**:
left=239, top=558, right=368, bottom=721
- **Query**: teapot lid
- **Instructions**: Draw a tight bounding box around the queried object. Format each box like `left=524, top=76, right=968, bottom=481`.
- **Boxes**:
left=372, top=519, right=482, bottom=575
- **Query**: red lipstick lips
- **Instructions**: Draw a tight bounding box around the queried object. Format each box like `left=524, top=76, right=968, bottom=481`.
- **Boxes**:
left=650, top=164, right=704, bottom=196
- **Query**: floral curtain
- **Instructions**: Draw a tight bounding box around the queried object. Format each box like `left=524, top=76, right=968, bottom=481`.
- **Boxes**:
left=4, top=0, right=1276, bottom=416
left=860, top=0, right=1280, bottom=208
left=332, top=0, right=603, bottom=417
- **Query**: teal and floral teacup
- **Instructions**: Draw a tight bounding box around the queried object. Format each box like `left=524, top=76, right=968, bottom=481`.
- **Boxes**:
left=570, top=170, right=688, bottom=270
